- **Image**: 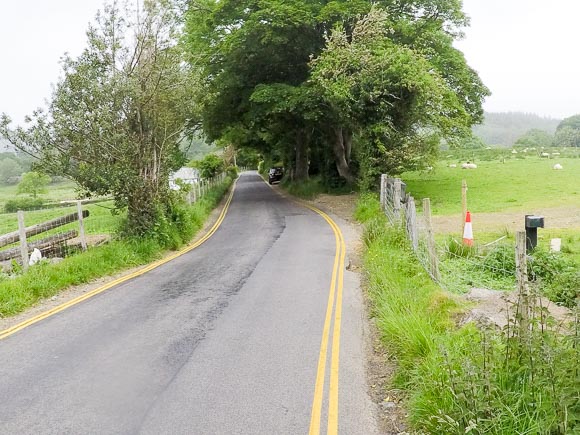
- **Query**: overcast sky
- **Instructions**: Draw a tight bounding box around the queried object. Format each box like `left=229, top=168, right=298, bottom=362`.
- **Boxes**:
left=456, top=0, right=580, bottom=120
left=0, top=0, right=579, bottom=126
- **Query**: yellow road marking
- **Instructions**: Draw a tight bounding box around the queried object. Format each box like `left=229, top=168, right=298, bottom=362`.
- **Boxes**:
left=261, top=178, right=347, bottom=434
left=301, top=203, right=346, bottom=435
left=308, top=217, right=339, bottom=435
left=0, top=181, right=238, bottom=341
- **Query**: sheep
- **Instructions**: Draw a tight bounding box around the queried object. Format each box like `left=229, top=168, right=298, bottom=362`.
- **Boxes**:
left=512, top=149, right=518, bottom=154
left=461, top=162, right=477, bottom=169
left=553, top=163, right=563, bottom=170
left=540, top=152, right=550, bottom=158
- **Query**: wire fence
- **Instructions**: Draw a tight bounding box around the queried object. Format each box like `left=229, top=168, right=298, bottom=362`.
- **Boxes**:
left=379, top=174, right=520, bottom=293
left=0, top=172, right=229, bottom=273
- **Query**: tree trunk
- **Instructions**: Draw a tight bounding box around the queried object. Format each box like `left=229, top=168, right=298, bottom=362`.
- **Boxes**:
left=294, top=129, right=310, bottom=182
left=126, top=178, right=160, bottom=237
left=332, top=127, right=355, bottom=184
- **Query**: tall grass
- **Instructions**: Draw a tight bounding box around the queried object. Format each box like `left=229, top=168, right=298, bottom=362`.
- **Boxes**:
left=0, top=176, right=234, bottom=317
left=357, top=194, right=579, bottom=434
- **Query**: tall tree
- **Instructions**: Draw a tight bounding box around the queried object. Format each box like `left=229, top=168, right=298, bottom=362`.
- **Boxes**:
left=555, top=115, right=580, bottom=147
left=311, top=7, right=486, bottom=186
left=1, top=0, right=198, bottom=237
left=184, top=0, right=488, bottom=184
left=17, top=172, right=51, bottom=198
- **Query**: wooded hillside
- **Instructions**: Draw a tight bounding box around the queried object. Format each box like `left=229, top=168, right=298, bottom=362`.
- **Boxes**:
left=473, top=112, right=561, bottom=146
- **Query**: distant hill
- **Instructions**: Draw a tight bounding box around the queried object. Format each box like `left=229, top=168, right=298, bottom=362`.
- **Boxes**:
left=473, top=112, right=561, bottom=147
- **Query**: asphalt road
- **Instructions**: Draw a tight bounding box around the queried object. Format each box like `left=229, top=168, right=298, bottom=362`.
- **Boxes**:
left=0, top=172, right=378, bottom=434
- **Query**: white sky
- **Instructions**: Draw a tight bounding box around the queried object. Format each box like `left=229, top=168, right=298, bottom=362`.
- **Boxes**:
left=0, top=0, right=104, bottom=126
left=0, top=1, right=579, bottom=125
left=456, top=0, right=580, bottom=120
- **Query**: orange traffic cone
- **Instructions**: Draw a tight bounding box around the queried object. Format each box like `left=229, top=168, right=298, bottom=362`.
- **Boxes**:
left=463, top=211, right=474, bottom=246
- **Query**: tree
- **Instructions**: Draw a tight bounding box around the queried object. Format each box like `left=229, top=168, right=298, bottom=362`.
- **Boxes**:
left=310, top=7, right=488, bottom=186
left=184, top=0, right=488, bottom=185
left=515, top=129, right=554, bottom=148
left=17, top=172, right=51, bottom=198
left=191, top=154, right=224, bottom=178
left=555, top=115, right=580, bottom=147
left=0, top=1, right=198, bottom=238
left=0, top=158, right=22, bottom=184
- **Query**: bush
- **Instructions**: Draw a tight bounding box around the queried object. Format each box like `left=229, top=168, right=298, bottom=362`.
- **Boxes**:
left=226, top=165, right=238, bottom=179
left=4, top=197, right=45, bottom=212
left=544, top=270, right=580, bottom=308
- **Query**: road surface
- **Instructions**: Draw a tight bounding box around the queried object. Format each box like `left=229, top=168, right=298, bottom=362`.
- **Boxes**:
left=0, top=172, right=378, bottom=434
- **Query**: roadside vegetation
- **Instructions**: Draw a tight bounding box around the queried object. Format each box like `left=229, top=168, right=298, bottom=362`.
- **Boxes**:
left=356, top=194, right=579, bottom=434
left=0, top=176, right=234, bottom=317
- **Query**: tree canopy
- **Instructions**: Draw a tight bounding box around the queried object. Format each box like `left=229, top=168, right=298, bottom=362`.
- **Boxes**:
left=515, top=128, right=554, bottom=148
left=1, top=0, right=198, bottom=237
left=555, top=114, right=580, bottom=147
left=17, top=172, right=51, bottom=198
left=184, top=0, right=489, bottom=185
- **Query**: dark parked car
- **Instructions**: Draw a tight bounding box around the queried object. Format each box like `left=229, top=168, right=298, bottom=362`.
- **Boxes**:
left=268, top=167, right=284, bottom=184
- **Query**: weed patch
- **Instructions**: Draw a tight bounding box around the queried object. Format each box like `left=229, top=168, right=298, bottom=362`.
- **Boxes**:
left=356, top=195, right=580, bottom=434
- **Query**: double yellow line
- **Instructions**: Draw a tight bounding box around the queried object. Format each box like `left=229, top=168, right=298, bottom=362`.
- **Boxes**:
left=0, top=181, right=238, bottom=341
left=303, top=203, right=346, bottom=435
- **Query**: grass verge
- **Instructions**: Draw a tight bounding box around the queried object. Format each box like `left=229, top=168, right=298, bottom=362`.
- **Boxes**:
left=356, top=194, right=579, bottom=434
left=280, top=176, right=355, bottom=199
left=0, top=177, right=234, bottom=317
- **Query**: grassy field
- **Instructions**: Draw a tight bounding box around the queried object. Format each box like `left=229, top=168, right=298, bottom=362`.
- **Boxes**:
left=0, top=180, right=79, bottom=210
left=401, top=157, right=580, bottom=215
left=0, top=201, right=122, bottom=240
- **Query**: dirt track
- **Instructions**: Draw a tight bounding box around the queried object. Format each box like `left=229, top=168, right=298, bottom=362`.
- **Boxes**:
left=432, top=206, right=580, bottom=234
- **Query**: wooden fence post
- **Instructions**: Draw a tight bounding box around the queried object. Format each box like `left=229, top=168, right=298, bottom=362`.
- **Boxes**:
left=76, top=201, right=87, bottom=251
left=462, top=179, right=468, bottom=231
left=380, top=174, right=387, bottom=212
left=17, top=210, right=29, bottom=270
left=423, top=198, right=440, bottom=281
left=515, top=230, right=529, bottom=336
left=406, top=196, right=419, bottom=251
left=393, top=179, right=402, bottom=221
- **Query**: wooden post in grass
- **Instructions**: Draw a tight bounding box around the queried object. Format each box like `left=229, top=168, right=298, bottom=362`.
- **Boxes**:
left=461, top=179, right=468, bottom=231
left=423, top=198, right=440, bottom=281
left=406, top=196, right=419, bottom=252
left=76, top=201, right=87, bottom=251
left=17, top=211, right=29, bottom=271
left=380, top=174, right=387, bottom=212
left=515, top=231, right=529, bottom=336
left=393, top=179, right=402, bottom=222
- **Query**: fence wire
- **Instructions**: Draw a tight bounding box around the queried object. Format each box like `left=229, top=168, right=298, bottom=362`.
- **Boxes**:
left=0, top=172, right=228, bottom=272
left=380, top=174, right=520, bottom=293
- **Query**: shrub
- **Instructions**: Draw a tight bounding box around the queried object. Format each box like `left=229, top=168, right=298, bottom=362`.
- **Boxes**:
left=226, top=165, right=238, bottom=179
left=544, top=270, right=580, bottom=308
left=4, top=197, right=45, bottom=212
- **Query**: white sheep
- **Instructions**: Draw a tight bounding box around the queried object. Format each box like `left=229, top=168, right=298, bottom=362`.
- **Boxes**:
left=553, top=163, right=563, bottom=170
left=540, top=152, right=550, bottom=158
left=461, top=162, right=477, bottom=169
